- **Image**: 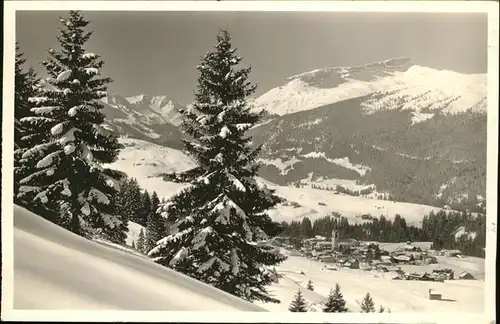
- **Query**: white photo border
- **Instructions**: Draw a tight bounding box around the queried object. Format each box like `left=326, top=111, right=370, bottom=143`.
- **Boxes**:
left=2, top=1, right=498, bottom=323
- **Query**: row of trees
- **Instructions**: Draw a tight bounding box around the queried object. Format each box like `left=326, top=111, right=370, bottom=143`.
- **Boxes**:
left=280, top=213, right=428, bottom=243
left=422, top=210, right=486, bottom=257
left=289, top=284, right=388, bottom=313
left=279, top=210, right=487, bottom=258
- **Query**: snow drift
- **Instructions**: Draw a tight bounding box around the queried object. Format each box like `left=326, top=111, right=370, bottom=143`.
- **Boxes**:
left=12, top=205, right=266, bottom=311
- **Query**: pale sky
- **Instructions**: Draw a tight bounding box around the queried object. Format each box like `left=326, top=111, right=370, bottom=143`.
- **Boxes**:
left=17, top=11, right=487, bottom=104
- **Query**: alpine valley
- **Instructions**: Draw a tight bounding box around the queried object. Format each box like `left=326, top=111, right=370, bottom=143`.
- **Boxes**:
left=102, top=57, right=487, bottom=213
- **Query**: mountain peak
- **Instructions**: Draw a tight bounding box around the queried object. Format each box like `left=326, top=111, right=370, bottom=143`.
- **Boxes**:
left=253, top=57, right=486, bottom=117
left=286, top=56, right=413, bottom=85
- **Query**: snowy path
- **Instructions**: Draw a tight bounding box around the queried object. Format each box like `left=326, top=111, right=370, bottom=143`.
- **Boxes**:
left=12, top=205, right=265, bottom=311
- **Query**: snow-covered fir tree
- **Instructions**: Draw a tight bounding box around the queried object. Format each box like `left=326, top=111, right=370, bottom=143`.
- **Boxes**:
left=14, top=44, right=46, bottom=206
left=136, top=228, right=145, bottom=253
left=139, top=190, right=152, bottom=226
left=17, top=11, right=123, bottom=237
left=323, top=283, right=348, bottom=313
left=101, top=188, right=129, bottom=244
left=149, top=29, right=287, bottom=303
left=306, top=280, right=314, bottom=291
left=145, top=191, right=165, bottom=252
left=379, top=305, right=385, bottom=313
left=288, top=289, right=308, bottom=312
left=360, top=292, right=376, bottom=313
left=116, top=177, right=144, bottom=225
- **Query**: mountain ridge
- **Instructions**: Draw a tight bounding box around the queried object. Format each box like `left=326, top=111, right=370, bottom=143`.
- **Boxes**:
left=100, top=57, right=487, bottom=211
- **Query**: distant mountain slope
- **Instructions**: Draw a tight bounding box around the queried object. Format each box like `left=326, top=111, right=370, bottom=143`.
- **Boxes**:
left=248, top=58, right=486, bottom=209
left=249, top=96, right=486, bottom=209
left=99, top=58, right=486, bottom=211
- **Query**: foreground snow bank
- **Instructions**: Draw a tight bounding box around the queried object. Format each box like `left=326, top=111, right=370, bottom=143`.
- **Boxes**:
left=12, top=205, right=265, bottom=311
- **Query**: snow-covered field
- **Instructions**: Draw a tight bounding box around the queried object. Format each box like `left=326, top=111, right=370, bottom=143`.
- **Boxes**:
left=107, top=138, right=443, bottom=226
left=103, top=138, right=194, bottom=198
left=257, top=178, right=443, bottom=226
left=12, top=205, right=265, bottom=311
left=255, top=249, right=485, bottom=313
left=126, top=221, right=145, bottom=247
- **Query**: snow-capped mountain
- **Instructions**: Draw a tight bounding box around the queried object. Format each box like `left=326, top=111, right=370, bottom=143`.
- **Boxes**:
left=248, top=58, right=487, bottom=209
left=100, top=58, right=486, bottom=210
left=103, top=93, right=183, bottom=127
left=252, top=57, right=487, bottom=124
left=101, top=93, right=186, bottom=149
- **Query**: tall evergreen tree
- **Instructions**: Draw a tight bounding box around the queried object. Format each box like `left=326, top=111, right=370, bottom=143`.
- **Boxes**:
left=136, top=228, right=145, bottom=253
left=289, top=289, right=308, bottom=312
left=101, top=179, right=129, bottom=244
left=360, top=292, right=376, bottom=313
left=14, top=44, right=50, bottom=212
left=145, top=191, right=165, bottom=252
left=119, top=178, right=144, bottom=225
left=139, top=190, right=152, bottom=226
left=323, top=283, right=348, bottom=313
left=17, top=11, right=123, bottom=237
left=149, top=29, right=286, bottom=303
left=301, top=217, right=313, bottom=238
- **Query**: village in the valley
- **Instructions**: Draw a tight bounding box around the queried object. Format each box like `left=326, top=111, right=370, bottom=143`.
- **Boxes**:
left=257, top=227, right=480, bottom=303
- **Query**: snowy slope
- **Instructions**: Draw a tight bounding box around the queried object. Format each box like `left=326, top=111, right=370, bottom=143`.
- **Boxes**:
left=257, top=177, right=444, bottom=226
left=126, top=221, right=145, bottom=247
left=255, top=251, right=484, bottom=313
left=103, top=138, right=196, bottom=199
left=105, top=138, right=444, bottom=226
left=12, top=205, right=266, bottom=311
left=252, top=57, right=486, bottom=121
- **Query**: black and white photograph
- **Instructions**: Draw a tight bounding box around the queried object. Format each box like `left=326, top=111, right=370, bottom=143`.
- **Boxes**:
left=1, top=1, right=498, bottom=323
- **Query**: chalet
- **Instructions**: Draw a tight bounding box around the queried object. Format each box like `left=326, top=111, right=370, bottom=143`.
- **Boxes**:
left=391, top=272, right=403, bottom=280
left=338, top=239, right=360, bottom=249
left=422, top=256, right=438, bottom=265
left=303, top=236, right=328, bottom=250
left=428, top=289, right=442, bottom=300
left=444, top=249, right=462, bottom=257
left=344, top=259, right=360, bottom=269
left=432, top=268, right=454, bottom=280
left=379, top=259, right=394, bottom=266
left=404, top=243, right=421, bottom=252
left=376, top=265, right=389, bottom=272
left=380, top=255, right=393, bottom=262
left=315, top=241, right=333, bottom=252
left=458, top=271, right=475, bottom=280
left=393, top=255, right=413, bottom=263
left=426, top=249, right=438, bottom=256
left=319, top=255, right=336, bottom=263
left=387, top=265, right=402, bottom=272
left=359, top=262, right=372, bottom=271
